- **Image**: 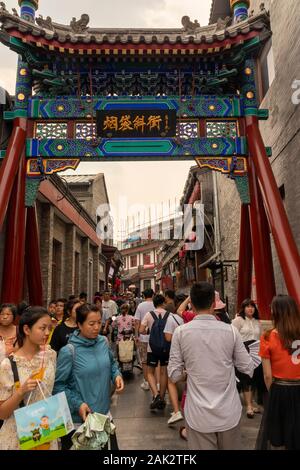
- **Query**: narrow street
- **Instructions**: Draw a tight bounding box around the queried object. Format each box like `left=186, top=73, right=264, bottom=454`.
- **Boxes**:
left=111, top=370, right=262, bottom=450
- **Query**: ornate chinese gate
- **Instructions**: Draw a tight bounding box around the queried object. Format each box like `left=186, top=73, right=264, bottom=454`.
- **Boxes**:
left=0, top=0, right=299, bottom=316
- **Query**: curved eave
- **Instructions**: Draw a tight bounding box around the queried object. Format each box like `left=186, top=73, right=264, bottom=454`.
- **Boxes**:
left=5, top=28, right=266, bottom=56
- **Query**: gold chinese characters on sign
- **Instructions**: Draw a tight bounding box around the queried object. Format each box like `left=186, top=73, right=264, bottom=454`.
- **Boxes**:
left=97, top=110, right=176, bottom=138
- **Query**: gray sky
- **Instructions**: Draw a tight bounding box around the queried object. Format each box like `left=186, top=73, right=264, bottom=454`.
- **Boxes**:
left=0, top=0, right=211, bottom=240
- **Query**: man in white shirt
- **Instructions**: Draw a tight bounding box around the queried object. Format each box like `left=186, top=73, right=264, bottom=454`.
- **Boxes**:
left=168, top=282, right=254, bottom=450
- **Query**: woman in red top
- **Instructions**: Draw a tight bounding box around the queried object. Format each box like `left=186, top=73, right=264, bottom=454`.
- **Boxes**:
left=259, top=295, right=300, bottom=450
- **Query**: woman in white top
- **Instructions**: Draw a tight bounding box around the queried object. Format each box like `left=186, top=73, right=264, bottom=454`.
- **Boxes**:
left=232, top=299, right=263, bottom=419
left=0, top=307, right=57, bottom=450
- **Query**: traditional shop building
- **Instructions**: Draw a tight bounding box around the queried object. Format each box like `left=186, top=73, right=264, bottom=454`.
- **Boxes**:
left=121, top=234, right=161, bottom=294
left=210, top=0, right=300, bottom=313
left=156, top=166, right=225, bottom=299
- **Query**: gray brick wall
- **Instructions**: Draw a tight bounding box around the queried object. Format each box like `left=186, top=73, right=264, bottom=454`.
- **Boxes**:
left=81, top=238, right=90, bottom=294
left=216, top=173, right=240, bottom=316
left=53, top=215, right=66, bottom=298
left=92, top=245, right=100, bottom=297
left=75, top=234, right=82, bottom=253
left=67, top=174, right=110, bottom=224
left=251, top=0, right=300, bottom=292
left=36, top=203, right=101, bottom=304
left=75, top=234, right=82, bottom=296
left=65, top=225, right=76, bottom=295
left=91, top=175, right=110, bottom=218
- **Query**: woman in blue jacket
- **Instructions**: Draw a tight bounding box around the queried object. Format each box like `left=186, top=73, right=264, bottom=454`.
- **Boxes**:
left=53, top=303, right=124, bottom=449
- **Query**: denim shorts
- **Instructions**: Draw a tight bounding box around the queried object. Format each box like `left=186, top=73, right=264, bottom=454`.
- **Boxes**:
left=147, top=352, right=169, bottom=367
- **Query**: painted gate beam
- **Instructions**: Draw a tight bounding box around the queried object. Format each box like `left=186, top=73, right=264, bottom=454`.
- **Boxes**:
left=21, top=96, right=269, bottom=120
left=26, top=137, right=248, bottom=159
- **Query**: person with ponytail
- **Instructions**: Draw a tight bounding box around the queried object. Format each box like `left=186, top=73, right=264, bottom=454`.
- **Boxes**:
left=259, top=295, right=300, bottom=450
left=50, top=299, right=80, bottom=354
left=0, top=307, right=57, bottom=450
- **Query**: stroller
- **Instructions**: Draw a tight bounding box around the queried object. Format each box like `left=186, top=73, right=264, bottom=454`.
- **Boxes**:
left=117, top=328, right=135, bottom=375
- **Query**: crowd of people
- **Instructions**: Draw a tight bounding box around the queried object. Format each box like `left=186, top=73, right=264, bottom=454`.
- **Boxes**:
left=0, top=284, right=300, bottom=450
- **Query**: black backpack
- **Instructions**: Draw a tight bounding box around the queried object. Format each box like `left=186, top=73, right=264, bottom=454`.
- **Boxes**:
left=149, top=311, right=170, bottom=356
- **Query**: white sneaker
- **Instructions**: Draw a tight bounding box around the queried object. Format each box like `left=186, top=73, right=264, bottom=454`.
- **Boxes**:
left=167, top=411, right=184, bottom=425
left=140, top=380, right=150, bottom=391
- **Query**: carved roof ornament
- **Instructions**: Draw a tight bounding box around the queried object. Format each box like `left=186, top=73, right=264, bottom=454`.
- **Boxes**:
left=181, top=15, right=200, bottom=34
left=0, top=4, right=270, bottom=48
left=260, top=2, right=267, bottom=13
left=70, top=14, right=90, bottom=34
left=36, top=14, right=54, bottom=31
left=12, top=8, right=19, bottom=17
left=215, top=16, right=232, bottom=32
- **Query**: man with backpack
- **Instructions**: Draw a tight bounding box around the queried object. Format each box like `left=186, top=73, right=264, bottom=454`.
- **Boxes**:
left=139, top=294, right=170, bottom=410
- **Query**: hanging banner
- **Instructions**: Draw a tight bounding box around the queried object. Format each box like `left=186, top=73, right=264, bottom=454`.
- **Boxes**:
left=97, top=110, right=177, bottom=138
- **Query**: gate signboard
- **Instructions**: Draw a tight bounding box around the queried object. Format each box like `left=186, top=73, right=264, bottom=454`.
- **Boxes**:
left=97, top=110, right=177, bottom=138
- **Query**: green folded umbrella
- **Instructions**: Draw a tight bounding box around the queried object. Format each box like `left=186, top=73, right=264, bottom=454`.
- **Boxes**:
left=71, top=413, right=116, bottom=450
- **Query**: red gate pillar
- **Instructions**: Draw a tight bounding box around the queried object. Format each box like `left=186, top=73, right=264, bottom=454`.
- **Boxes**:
left=0, top=120, right=26, bottom=231
left=1, top=150, right=27, bottom=303
left=237, top=204, right=253, bottom=308
left=246, top=116, right=300, bottom=306
left=248, top=156, right=276, bottom=319
left=25, top=206, right=43, bottom=306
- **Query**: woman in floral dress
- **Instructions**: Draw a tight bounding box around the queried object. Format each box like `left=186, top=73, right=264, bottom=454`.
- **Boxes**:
left=113, top=303, right=135, bottom=343
left=0, top=307, right=57, bottom=450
